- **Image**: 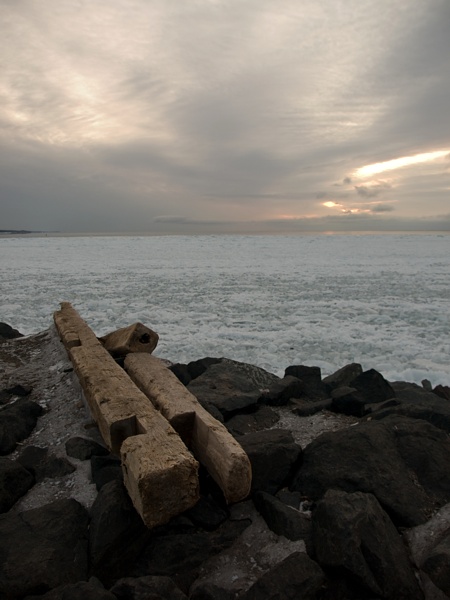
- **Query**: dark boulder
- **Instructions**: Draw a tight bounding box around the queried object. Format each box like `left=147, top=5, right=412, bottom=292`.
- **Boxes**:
left=258, top=375, right=304, bottom=406
left=313, top=489, right=423, bottom=599
left=0, top=498, right=89, bottom=599
left=187, top=358, right=279, bottom=419
left=65, top=437, right=109, bottom=460
left=369, top=402, right=450, bottom=433
left=349, top=368, right=395, bottom=403
left=90, top=454, right=122, bottom=490
left=0, top=322, right=23, bottom=340
left=110, top=575, right=188, bottom=599
left=129, top=517, right=251, bottom=593
left=290, top=398, right=332, bottom=416
left=330, top=386, right=367, bottom=416
left=169, top=363, right=192, bottom=385
left=17, top=445, right=75, bottom=481
left=238, top=429, right=302, bottom=494
left=4, top=383, right=32, bottom=397
left=254, top=491, right=313, bottom=552
left=422, top=532, right=450, bottom=597
left=284, top=365, right=327, bottom=399
left=433, top=384, right=450, bottom=402
left=89, top=480, right=151, bottom=586
left=0, top=457, right=34, bottom=512
left=225, top=405, right=279, bottom=436
left=0, top=398, right=43, bottom=455
left=25, top=579, right=116, bottom=600
left=291, top=415, right=450, bottom=527
left=184, top=495, right=228, bottom=531
left=242, top=552, right=326, bottom=600
left=322, top=363, right=362, bottom=393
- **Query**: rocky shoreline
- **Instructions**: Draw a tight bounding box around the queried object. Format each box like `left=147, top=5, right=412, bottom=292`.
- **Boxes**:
left=1, top=322, right=450, bottom=599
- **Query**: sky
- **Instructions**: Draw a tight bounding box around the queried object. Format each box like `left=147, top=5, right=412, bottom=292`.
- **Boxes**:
left=1, top=0, right=449, bottom=234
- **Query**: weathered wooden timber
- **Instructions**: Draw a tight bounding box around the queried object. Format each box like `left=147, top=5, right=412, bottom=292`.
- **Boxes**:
left=125, top=352, right=252, bottom=503
left=53, top=302, right=199, bottom=528
left=99, top=322, right=159, bottom=358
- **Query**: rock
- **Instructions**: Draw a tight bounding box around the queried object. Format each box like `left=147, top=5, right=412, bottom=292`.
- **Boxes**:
left=189, top=502, right=306, bottom=599
left=0, top=498, right=89, bottom=599
left=90, top=454, right=123, bottom=490
left=284, top=365, right=327, bottom=399
left=242, top=552, right=326, bottom=600
left=422, top=532, right=450, bottom=596
left=25, top=579, right=116, bottom=600
left=391, top=381, right=447, bottom=405
left=225, top=405, right=279, bottom=436
left=110, top=575, right=188, bottom=599
left=254, top=491, right=313, bottom=552
left=17, top=445, right=75, bottom=480
left=170, top=358, right=222, bottom=386
left=0, top=457, right=34, bottom=512
left=289, top=398, right=332, bottom=416
left=187, top=358, right=279, bottom=419
left=322, top=363, right=362, bottom=392
left=237, top=429, right=302, bottom=494
left=0, top=322, right=23, bottom=340
left=89, top=480, right=151, bottom=587
left=170, top=363, right=192, bottom=385
left=330, top=386, right=367, bottom=416
left=4, top=383, right=32, bottom=397
left=349, top=368, right=396, bottom=403
left=0, top=398, right=43, bottom=455
left=65, top=436, right=109, bottom=460
left=369, top=402, right=450, bottom=433
left=185, top=495, right=229, bottom=531
left=258, top=375, right=304, bottom=406
left=130, top=516, right=251, bottom=593
left=433, top=384, right=450, bottom=402
left=313, top=489, right=423, bottom=599
left=421, top=378, right=433, bottom=391
left=291, top=415, right=450, bottom=527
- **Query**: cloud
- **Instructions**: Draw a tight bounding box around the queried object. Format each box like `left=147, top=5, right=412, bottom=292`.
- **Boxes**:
left=354, top=181, right=392, bottom=198
left=0, top=1, right=449, bottom=232
left=370, top=204, right=395, bottom=213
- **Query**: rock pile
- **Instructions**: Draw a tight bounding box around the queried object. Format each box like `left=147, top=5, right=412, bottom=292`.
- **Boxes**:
left=1, top=321, right=450, bottom=599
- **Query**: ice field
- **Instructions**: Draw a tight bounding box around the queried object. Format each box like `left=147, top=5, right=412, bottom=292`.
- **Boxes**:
left=1, top=233, right=449, bottom=385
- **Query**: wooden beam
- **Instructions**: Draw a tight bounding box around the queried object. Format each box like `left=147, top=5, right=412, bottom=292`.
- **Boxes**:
left=99, top=323, right=159, bottom=359
left=53, top=303, right=199, bottom=528
left=125, top=352, right=252, bottom=503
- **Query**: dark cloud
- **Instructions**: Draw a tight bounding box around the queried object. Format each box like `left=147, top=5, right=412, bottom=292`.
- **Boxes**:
left=354, top=181, right=392, bottom=198
left=371, top=204, right=395, bottom=213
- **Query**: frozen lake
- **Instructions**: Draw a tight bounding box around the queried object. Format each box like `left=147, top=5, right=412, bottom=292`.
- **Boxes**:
left=1, top=233, right=449, bottom=385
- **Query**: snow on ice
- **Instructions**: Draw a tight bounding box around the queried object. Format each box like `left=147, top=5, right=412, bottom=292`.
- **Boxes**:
left=1, top=233, right=449, bottom=385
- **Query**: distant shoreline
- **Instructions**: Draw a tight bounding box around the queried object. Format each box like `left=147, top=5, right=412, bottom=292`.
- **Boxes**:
left=1, top=230, right=450, bottom=239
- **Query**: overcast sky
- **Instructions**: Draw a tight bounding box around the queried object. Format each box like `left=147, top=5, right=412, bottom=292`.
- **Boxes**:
left=1, top=0, right=449, bottom=233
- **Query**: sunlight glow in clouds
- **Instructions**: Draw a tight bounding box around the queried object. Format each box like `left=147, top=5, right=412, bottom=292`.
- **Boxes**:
left=354, top=150, right=450, bottom=178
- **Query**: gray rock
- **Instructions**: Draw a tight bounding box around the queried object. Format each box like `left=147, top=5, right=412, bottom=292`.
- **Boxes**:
left=243, top=552, right=325, bottom=600
left=422, top=531, right=450, bottom=596
left=238, top=429, right=302, bottom=494
left=65, top=436, right=109, bottom=460
left=17, top=445, right=75, bottom=480
left=89, top=480, right=151, bottom=587
left=349, top=368, right=396, bottom=403
left=111, top=575, right=188, bottom=599
left=259, top=375, right=304, bottom=406
left=292, top=415, right=450, bottom=527
left=0, top=499, right=89, bottom=599
left=313, top=489, right=423, bottom=599
left=322, top=363, right=363, bottom=392
left=25, top=579, right=115, bottom=600
left=187, top=358, right=279, bottom=419
left=0, top=457, right=34, bottom=512
left=284, top=365, right=327, bottom=399
left=0, top=322, right=23, bottom=340
left=226, top=405, right=279, bottom=436
left=0, top=398, right=43, bottom=455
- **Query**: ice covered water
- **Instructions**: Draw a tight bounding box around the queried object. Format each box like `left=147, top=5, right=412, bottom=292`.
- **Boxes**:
left=1, top=233, right=449, bottom=385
